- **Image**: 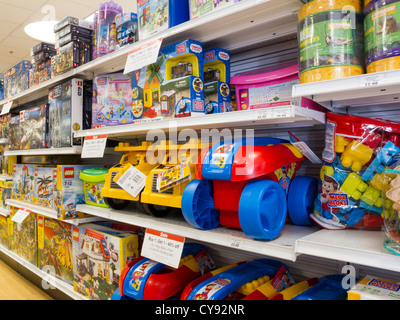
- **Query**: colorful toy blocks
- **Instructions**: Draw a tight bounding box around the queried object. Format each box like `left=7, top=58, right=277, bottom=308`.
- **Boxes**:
left=340, top=140, right=374, bottom=172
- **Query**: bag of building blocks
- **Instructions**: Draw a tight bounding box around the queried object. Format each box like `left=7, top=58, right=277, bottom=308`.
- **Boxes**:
left=312, top=112, right=400, bottom=230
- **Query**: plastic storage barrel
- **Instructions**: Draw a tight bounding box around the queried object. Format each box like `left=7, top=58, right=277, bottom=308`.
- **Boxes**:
left=364, top=0, right=400, bottom=73
left=298, top=0, right=365, bottom=83
left=79, top=168, right=110, bottom=208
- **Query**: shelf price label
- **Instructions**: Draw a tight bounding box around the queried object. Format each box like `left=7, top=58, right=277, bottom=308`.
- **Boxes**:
left=141, top=228, right=185, bottom=269
left=81, top=134, right=108, bottom=159
left=1, top=99, right=13, bottom=115
left=360, top=74, right=384, bottom=88
left=11, top=208, right=32, bottom=224
left=124, top=37, right=163, bottom=75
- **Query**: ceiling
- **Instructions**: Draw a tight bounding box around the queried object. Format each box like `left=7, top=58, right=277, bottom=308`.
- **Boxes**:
left=0, top=0, right=137, bottom=74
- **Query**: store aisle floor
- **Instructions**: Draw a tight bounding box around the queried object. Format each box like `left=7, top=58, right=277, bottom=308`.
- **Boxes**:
left=0, top=259, right=53, bottom=300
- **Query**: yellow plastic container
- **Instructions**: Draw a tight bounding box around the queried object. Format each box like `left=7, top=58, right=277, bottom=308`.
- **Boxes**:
left=298, top=0, right=365, bottom=83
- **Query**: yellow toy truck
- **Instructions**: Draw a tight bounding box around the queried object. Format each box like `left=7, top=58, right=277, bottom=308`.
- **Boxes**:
left=101, top=139, right=209, bottom=217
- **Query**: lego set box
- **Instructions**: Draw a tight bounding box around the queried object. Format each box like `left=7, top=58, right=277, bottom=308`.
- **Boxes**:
left=131, top=39, right=205, bottom=121
left=37, top=215, right=73, bottom=285
left=8, top=207, right=38, bottom=267
left=137, top=0, right=189, bottom=41
left=0, top=214, right=9, bottom=249
left=12, top=164, right=36, bottom=203
left=48, top=79, right=84, bottom=148
left=33, top=167, right=57, bottom=210
left=56, top=165, right=106, bottom=220
left=4, top=60, right=31, bottom=99
left=9, top=116, right=20, bottom=151
left=92, top=72, right=134, bottom=128
left=72, top=223, right=139, bottom=300
left=20, top=103, right=49, bottom=150
left=203, top=48, right=232, bottom=114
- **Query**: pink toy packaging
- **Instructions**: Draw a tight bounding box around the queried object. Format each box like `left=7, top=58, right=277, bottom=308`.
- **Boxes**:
left=92, top=72, right=134, bottom=127
left=230, top=62, right=323, bottom=112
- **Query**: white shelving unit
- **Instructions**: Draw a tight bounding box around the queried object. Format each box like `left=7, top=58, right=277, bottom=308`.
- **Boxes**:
left=0, top=245, right=85, bottom=300
left=4, top=146, right=83, bottom=157
left=292, top=69, right=400, bottom=109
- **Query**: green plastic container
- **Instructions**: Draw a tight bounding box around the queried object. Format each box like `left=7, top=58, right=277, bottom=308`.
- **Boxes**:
left=79, top=168, right=109, bottom=208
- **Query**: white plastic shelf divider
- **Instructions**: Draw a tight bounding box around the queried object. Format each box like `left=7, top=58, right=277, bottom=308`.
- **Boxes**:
left=0, top=0, right=301, bottom=109
left=76, top=204, right=319, bottom=262
left=75, top=106, right=326, bottom=139
left=296, top=229, right=400, bottom=273
left=0, top=245, right=85, bottom=300
left=6, top=199, right=106, bottom=226
left=4, top=146, right=83, bottom=157
left=292, top=69, right=400, bottom=108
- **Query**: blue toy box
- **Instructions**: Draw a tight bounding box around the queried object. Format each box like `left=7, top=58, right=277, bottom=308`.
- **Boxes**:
left=137, top=0, right=189, bottom=41
left=116, top=12, right=138, bottom=48
left=92, top=72, right=134, bottom=128
left=204, top=48, right=232, bottom=114
left=0, top=78, right=4, bottom=101
left=4, top=60, right=32, bottom=99
left=131, top=39, right=205, bottom=121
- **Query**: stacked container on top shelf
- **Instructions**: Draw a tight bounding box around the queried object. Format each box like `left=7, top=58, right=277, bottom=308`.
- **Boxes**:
left=30, top=42, right=56, bottom=87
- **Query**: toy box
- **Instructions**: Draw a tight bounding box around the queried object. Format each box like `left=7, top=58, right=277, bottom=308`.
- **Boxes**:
left=48, top=79, right=83, bottom=148
left=51, top=42, right=81, bottom=77
left=231, top=62, right=324, bottom=112
left=137, top=0, right=189, bottom=41
left=0, top=114, right=10, bottom=139
left=9, top=116, right=20, bottom=151
left=54, top=16, right=94, bottom=33
left=33, top=167, right=57, bottom=210
left=4, top=60, right=31, bottom=99
left=0, top=78, right=4, bottom=101
left=204, top=48, right=232, bottom=114
left=79, top=168, right=110, bottom=208
left=56, top=25, right=93, bottom=40
left=37, top=215, right=73, bottom=284
left=56, top=165, right=106, bottom=220
left=72, top=223, right=139, bottom=300
left=92, top=72, right=134, bottom=127
left=131, top=39, right=205, bottom=120
left=0, top=214, right=9, bottom=249
left=31, top=42, right=56, bottom=56
left=56, top=33, right=92, bottom=49
left=0, top=180, right=12, bottom=211
left=12, top=164, right=36, bottom=203
left=20, top=104, right=49, bottom=150
left=190, top=0, right=242, bottom=20
left=8, top=207, right=38, bottom=266
left=116, top=12, right=138, bottom=48
left=348, top=275, right=400, bottom=300
left=96, top=1, right=123, bottom=57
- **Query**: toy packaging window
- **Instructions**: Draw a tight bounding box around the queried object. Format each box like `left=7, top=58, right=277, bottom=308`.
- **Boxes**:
left=312, top=112, right=400, bottom=230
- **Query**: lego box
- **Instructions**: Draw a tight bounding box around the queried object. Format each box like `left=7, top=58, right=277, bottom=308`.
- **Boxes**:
left=8, top=115, right=20, bottom=151
left=92, top=72, right=134, bottom=128
left=12, top=164, right=36, bottom=203
left=4, top=60, right=31, bottom=99
left=8, top=207, right=38, bottom=267
left=34, top=167, right=57, bottom=210
left=56, top=165, right=106, bottom=220
left=48, top=79, right=83, bottom=148
left=20, top=104, right=49, bottom=150
left=131, top=39, right=205, bottom=121
left=72, top=223, right=139, bottom=300
left=0, top=214, right=9, bottom=249
left=37, top=215, right=73, bottom=285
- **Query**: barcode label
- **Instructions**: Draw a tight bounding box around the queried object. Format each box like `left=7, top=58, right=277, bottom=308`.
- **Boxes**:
left=115, top=166, right=147, bottom=198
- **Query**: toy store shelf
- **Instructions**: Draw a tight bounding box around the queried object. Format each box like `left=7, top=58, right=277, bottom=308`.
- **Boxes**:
left=292, top=69, right=400, bottom=109
left=296, top=229, right=400, bottom=273
left=76, top=204, right=319, bottom=262
left=75, top=106, right=326, bottom=140
left=0, top=245, right=85, bottom=300
left=5, top=200, right=106, bottom=226
left=4, top=146, right=83, bottom=156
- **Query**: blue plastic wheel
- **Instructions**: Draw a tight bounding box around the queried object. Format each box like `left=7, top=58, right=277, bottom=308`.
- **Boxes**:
left=181, top=179, right=220, bottom=230
left=238, top=179, right=288, bottom=240
left=288, top=176, right=318, bottom=226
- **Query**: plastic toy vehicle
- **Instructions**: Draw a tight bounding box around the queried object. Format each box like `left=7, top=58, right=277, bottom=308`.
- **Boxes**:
left=101, top=139, right=210, bottom=217
left=112, top=243, right=213, bottom=300
left=182, top=259, right=287, bottom=300
left=181, top=137, right=318, bottom=240
left=269, top=278, right=318, bottom=300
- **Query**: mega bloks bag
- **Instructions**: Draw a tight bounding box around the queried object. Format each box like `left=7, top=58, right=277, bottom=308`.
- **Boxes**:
left=312, top=112, right=400, bottom=230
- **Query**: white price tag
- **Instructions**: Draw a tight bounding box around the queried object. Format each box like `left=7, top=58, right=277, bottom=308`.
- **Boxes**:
left=1, top=100, right=13, bottom=115
left=228, top=238, right=243, bottom=249
left=115, top=165, right=147, bottom=198
left=141, top=229, right=185, bottom=269
left=124, top=37, right=163, bottom=75
left=361, top=74, right=383, bottom=87
left=11, top=208, right=32, bottom=224
left=81, top=134, right=108, bottom=159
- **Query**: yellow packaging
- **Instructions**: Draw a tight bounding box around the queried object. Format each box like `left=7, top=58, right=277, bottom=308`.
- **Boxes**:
left=0, top=214, right=9, bottom=249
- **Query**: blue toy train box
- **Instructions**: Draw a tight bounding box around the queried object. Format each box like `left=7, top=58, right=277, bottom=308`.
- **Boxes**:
left=131, top=39, right=205, bottom=121
left=116, top=12, right=138, bottom=48
left=204, top=48, right=232, bottom=114
left=137, top=0, right=189, bottom=41
left=4, top=60, right=32, bottom=99
left=92, top=72, right=134, bottom=128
